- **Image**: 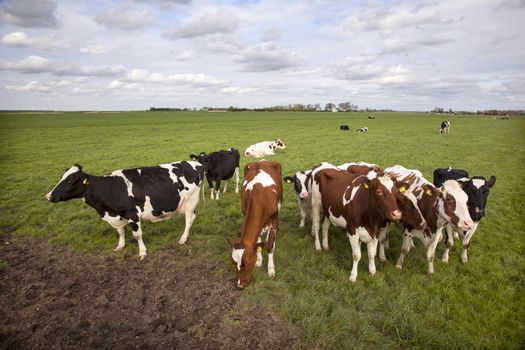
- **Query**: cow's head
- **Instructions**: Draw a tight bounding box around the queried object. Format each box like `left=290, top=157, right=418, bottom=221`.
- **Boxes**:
left=244, top=147, right=255, bottom=157
left=457, top=176, right=496, bottom=221
left=439, top=180, right=474, bottom=231
left=395, top=185, right=426, bottom=230
left=189, top=152, right=208, bottom=167
left=46, top=164, right=87, bottom=203
left=284, top=170, right=311, bottom=200
left=227, top=239, right=264, bottom=289
left=273, top=139, right=285, bottom=149
left=366, top=175, right=401, bottom=221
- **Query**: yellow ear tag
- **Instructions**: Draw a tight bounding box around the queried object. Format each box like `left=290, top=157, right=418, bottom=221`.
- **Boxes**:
left=426, top=189, right=433, bottom=196
left=257, top=246, right=263, bottom=253
left=399, top=186, right=406, bottom=193
left=364, top=183, right=369, bottom=189
left=83, top=178, right=89, bottom=185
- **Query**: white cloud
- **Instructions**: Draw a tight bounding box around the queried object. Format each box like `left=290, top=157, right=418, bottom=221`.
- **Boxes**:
left=80, top=44, right=114, bottom=55
left=233, top=43, right=305, bottom=72
left=124, top=68, right=227, bottom=87
left=0, top=0, right=59, bottom=28
left=0, top=55, right=126, bottom=76
left=381, top=36, right=452, bottom=54
left=163, top=9, right=239, bottom=39
left=341, top=4, right=448, bottom=35
left=95, top=5, right=154, bottom=31
left=0, top=31, right=67, bottom=50
left=5, top=80, right=51, bottom=93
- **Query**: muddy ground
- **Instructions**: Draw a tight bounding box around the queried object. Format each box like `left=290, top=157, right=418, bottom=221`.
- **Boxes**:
left=0, top=233, right=301, bottom=349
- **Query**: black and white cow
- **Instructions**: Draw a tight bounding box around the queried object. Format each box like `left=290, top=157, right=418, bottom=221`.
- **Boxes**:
left=190, top=148, right=240, bottom=200
left=46, top=161, right=204, bottom=259
left=340, top=125, right=350, bottom=131
left=284, top=170, right=312, bottom=228
left=440, top=121, right=450, bottom=134
left=433, top=167, right=496, bottom=263
left=356, top=127, right=368, bottom=132
left=433, top=167, right=469, bottom=187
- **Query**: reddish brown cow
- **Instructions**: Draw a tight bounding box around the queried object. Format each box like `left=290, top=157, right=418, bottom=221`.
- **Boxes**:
left=228, top=161, right=283, bottom=289
left=311, top=164, right=403, bottom=282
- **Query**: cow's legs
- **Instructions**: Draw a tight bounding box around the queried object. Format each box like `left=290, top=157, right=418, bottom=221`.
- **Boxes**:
left=311, top=197, right=322, bottom=251
left=460, top=222, right=478, bottom=263
left=130, top=221, right=147, bottom=260
left=442, top=224, right=455, bottom=263
left=223, top=180, right=228, bottom=193
left=299, top=203, right=307, bottom=228
left=178, top=210, right=196, bottom=245
left=348, top=233, right=361, bottom=282
left=114, top=226, right=126, bottom=251
left=367, top=237, right=378, bottom=275
left=395, top=229, right=413, bottom=269
left=234, top=167, right=239, bottom=194
left=426, top=229, right=443, bottom=274
left=321, top=216, right=331, bottom=250
left=378, top=225, right=389, bottom=262
left=214, top=179, right=221, bottom=200
left=266, top=217, right=279, bottom=277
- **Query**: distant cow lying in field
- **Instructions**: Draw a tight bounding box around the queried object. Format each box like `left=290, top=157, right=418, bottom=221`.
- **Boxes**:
left=190, top=148, right=240, bottom=200
left=244, top=139, right=285, bottom=157
left=228, top=161, right=282, bottom=289
left=46, top=162, right=204, bottom=259
left=440, top=121, right=450, bottom=134
left=356, top=127, right=368, bottom=132
left=368, top=116, right=375, bottom=119
left=340, top=125, right=349, bottom=131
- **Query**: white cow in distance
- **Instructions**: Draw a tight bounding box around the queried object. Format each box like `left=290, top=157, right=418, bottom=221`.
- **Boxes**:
left=244, top=139, right=286, bottom=157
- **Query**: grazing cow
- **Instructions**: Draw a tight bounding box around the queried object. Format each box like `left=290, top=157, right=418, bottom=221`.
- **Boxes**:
left=440, top=121, right=450, bottom=134
left=189, top=148, right=240, bottom=200
left=340, top=125, right=350, bottom=131
left=311, top=163, right=403, bottom=282
left=244, top=139, right=285, bottom=157
left=228, top=161, right=283, bottom=289
left=433, top=167, right=469, bottom=187
left=356, top=127, right=368, bottom=132
left=433, top=168, right=496, bottom=263
left=368, top=116, right=375, bottom=119
left=46, top=162, right=204, bottom=259
left=284, top=170, right=312, bottom=228
left=384, top=165, right=473, bottom=274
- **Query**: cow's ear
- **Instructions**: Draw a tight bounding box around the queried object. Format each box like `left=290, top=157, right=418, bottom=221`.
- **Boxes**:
left=227, top=238, right=243, bottom=250
left=283, top=176, right=294, bottom=184
left=189, top=154, right=198, bottom=161
left=488, top=176, right=496, bottom=187
left=396, top=181, right=409, bottom=193
left=253, top=242, right=265, bottom=253
left=362, top=178, right=371, bottom=189
left=423, top=184, right=434, bottom=196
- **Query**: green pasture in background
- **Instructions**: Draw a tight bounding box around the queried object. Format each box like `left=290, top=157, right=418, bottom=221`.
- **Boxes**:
left=1, top=111, right=524, bottom=349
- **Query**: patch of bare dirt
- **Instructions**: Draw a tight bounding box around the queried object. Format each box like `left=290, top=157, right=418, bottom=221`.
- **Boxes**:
left=0, top=235, right=301, bottom=349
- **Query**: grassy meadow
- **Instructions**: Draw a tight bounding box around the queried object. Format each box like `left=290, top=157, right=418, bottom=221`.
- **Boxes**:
left=1, top=110, right=524, bottom=349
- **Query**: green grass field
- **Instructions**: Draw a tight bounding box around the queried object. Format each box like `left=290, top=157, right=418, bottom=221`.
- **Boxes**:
left=1, top=111, right=524, bottom=349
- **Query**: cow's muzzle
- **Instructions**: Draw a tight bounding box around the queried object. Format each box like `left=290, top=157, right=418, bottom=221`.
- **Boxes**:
left=391, top=210, right=402, bottom=221
left=460, top=220, right=474, bottom=231
left=299, top=192, right=309, bottom=199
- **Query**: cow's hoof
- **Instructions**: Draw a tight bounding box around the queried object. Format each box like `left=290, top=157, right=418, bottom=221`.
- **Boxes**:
left=139, top=255, right=146, bottom=261
left=349, top=276, right=357, bottom=283
left=379, top=257, right=387, bottom=263
left=178, top=239, right=187, bottom=245
left=114, top=247, right=123, bottom=252
left=268, top=271, right=275, bottom=278
left=395, top=264, right=403, bottom=270
left=442, top=258, right=449, bottom=263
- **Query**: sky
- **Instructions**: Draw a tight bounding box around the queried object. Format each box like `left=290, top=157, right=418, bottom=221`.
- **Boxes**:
left=0, top=0, right=524, bottom=111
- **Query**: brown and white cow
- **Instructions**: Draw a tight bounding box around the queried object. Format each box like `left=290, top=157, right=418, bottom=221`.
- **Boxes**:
left=227, top=160, right=283, bottom=289
left=310, top=163, right=403, bottom=282
left=384, top=165, right=474, bottom=274
left=335, top=162, right=426, bottom=260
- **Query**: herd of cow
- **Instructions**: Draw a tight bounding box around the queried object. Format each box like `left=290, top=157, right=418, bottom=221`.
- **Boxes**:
left=45, top=137, right=495, bottom=289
